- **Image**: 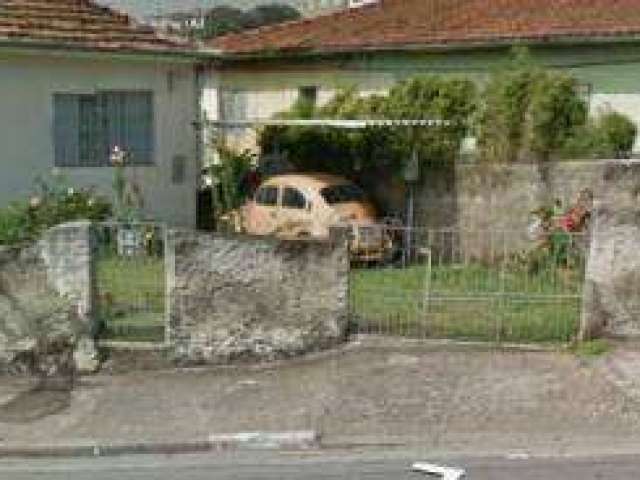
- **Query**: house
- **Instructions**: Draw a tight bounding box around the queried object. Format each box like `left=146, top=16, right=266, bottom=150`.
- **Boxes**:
left=0, top=0, right=201, bottom=227
left=203, top=0, right=640, bottom=154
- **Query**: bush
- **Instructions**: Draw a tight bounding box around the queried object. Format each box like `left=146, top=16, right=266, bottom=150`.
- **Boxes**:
left=259, top=76, right=477, bottom=179
left=0, top=174, right=111, bottom=246
left=476, top=49, right=588, bottom=162
left=559, top=110, right=637, bottom=159
left=206, top=144, right=255, bottom=217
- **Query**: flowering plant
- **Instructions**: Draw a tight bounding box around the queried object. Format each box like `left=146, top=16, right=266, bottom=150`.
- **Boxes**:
left=0, top=171, right=111, bottom=245
left=110, top=146, right=145, bottom=223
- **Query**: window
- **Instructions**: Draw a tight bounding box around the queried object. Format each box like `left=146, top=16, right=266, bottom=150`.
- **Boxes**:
left=321, top=184, right=365, bottom=204
left=298, top=86, right=318, bottom=108
left=53, top=91, right=154, bottom=167
left=219, top=89, right=248, bottom=133
left=255, top=186, right=278, bottom=206
left=282, top=187, right=306, bottom=209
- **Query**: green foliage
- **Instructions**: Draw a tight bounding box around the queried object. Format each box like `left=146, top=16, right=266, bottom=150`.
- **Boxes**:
left=571, top=339, right=611, bottom=357
left=197, top=4, right=301, bottom=39
left=527, top=74, right=588, bottom=159
left=0, top=173, right=111, bottom=246
left=259, top=76, right=477, bottom=178
left=208, top=144, right=255, bottom=217
left=561, top=110, right=637, bottom=159
left=599, top=110, right=638, bottom=155
left=477, top=48, right=588, bottom=162
left=243, top=4, right=301, bottom=29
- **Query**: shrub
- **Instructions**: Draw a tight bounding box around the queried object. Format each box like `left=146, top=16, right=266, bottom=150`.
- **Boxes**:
left=0, top=174, right=111, bottom=246
left=559, top=110, right=637, bottom=159
left=595, top=110, right=636, bottom=158
left=476, top=49, right=588, bottom=163
left=206, top=144, right=255, bottom=217
left=259, top=76, right=477, bottom=179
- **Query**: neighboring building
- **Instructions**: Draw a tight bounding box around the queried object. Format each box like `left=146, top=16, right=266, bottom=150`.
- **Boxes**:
left=0, top=0, right=201, bottom=227
left=295, top=0, right=348, bottom=16
left=148, top=10, right=206, bottom=33
left=204, top=0, right=640, bottom=154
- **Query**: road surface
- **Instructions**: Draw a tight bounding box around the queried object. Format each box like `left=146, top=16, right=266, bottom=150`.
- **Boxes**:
left=0, top=451, right=638, bottom=479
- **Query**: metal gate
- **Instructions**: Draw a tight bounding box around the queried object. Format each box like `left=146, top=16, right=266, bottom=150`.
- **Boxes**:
left=349, top=227, right=585, bottom=344
left=94, top=222, right=167, bottom=343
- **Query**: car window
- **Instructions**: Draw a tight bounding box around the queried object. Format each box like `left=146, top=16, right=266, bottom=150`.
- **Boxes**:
left=320, top=184, right=365, bottom=204
left=282, top=187, right=306, bottom=209
left=255, top=186, right=278, bottom=206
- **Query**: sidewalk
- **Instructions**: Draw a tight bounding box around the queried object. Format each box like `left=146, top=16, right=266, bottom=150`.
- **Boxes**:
left=1, top=338, right=640, bottom=457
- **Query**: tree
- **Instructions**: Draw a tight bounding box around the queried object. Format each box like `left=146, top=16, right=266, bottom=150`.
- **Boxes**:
left=198, top=4, right=301, bottom=39
left=243, top=4, right=301, bottom=29
left=476, top=48, right=589, bottom=163
left=200, top=6, right=247, bottom=39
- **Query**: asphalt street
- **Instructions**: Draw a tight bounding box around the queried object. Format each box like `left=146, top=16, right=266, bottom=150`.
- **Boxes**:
left=0, top=451, right=638, bottom=479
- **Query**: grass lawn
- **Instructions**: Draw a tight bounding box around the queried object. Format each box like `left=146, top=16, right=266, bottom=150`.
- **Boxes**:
left=350, top=263, right=582, bottom=344
left=95, top=255, right=165, bottom=342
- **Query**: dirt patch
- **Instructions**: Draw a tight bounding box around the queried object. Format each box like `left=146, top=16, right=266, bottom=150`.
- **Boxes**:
left=0, top=387, right=71, bottom=424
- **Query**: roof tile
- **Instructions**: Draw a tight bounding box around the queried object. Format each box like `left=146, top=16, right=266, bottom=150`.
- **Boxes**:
left=0, top=0, right=191, bottom=53
left=211, top=0, right=640, bottom=55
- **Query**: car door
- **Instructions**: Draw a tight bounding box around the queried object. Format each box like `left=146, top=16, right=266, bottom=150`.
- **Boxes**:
left=276, top=186, right=312, bottom=236
left=248, top=184, right=280, bottom=235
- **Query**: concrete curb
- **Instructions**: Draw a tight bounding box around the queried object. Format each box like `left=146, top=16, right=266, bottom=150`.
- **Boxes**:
left=0, top=431, right=320, bottom=458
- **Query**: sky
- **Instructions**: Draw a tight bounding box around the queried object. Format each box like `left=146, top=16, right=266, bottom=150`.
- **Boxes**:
left=98, top=0, right=312, bottom=18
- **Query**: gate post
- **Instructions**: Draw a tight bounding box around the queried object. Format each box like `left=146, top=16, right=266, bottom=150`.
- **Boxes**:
left=40, top=221, right=96, bottom=328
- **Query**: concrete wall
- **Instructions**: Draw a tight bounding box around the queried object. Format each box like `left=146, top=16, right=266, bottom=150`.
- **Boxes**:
left=166, top=229, right=349, bottom=364
left=0, top=51, right=199, bottom=228
left=0, top=222, right=95, bottom=374
left=414, top=161, right=605, bottom=259
left=581, top=161, right=640, bottom=339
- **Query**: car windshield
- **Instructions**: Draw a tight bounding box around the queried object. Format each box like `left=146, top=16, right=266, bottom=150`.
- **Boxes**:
left=320, top=184, right=365, bottom=204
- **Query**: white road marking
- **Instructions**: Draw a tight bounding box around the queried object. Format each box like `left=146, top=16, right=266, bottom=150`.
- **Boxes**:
left=412, top=461, right=466, bottom=479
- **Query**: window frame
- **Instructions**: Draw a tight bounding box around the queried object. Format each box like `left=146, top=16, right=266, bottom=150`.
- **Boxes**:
left=52, top=90, right=155, bottom=168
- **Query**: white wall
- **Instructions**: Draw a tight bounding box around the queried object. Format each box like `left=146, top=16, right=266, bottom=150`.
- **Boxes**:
left=591, top=94, right=640, bottom=153
left=0, top=52, right=199, bottom=227
left=201, top=67, right=396, bottom=155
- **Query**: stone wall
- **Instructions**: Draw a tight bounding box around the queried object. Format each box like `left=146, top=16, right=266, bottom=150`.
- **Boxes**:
left=39, top=222, right=95, bottom=323
left=0, top=222, right=95, bottom=376
left=166, top=230, right=350, bottom=364
left=580, top=161, right=640, bottom=338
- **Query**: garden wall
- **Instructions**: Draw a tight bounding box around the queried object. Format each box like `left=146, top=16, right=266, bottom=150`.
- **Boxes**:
left=0, top=221, right=95, bottom=375
left=166, top=229, right=350, bottom=364
left=580, top=160, right=640, bottom=339
left=416, top=161, right=605, bottom=259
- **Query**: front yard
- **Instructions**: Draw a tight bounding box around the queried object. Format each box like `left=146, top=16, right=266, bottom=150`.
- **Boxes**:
left=350, top=263, right=582, bottom=343
left=94, top=250, right=582, bottom=345
left=95, top=255, right=166, bottom=342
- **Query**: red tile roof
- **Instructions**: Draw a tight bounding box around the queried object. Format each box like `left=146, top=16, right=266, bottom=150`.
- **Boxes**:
left=211, top=0, right=640, bottom=55
left=0, top=0, right=191, bottom=54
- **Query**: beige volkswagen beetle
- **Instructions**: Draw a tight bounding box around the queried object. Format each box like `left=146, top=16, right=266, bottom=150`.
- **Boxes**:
left=240, top=173, right=392, bottom=262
